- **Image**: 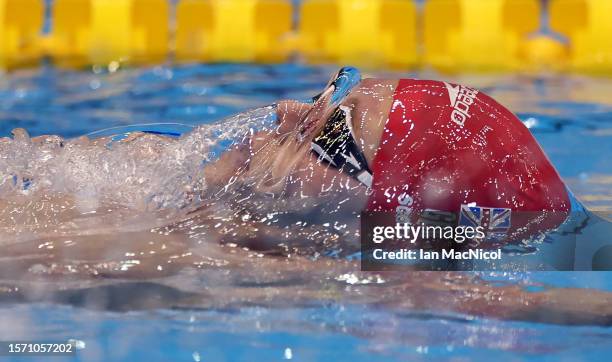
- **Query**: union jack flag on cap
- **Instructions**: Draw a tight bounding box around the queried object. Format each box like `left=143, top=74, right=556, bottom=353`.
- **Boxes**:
left=459, top=204, right=512, bottom=240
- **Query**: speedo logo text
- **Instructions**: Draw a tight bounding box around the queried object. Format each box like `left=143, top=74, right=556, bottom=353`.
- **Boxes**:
left=443, top=81, right=479, bottom=127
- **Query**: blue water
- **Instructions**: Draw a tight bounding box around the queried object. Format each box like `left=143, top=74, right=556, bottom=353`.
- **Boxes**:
left=1, top=64, right=611, bottom=361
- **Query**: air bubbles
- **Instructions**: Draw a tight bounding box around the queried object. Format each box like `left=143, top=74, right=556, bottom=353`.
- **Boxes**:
left=336, top=273, right=385, bottom=285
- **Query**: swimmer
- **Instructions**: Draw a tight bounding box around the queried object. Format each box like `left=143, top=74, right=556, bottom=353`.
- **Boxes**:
left=200, top=66, right=574, bottom=247
left=2, top=67, right=612, bottom=327
left=1, top=66, right=605, bottom=260
left=0, top=67, right=600, bottom=254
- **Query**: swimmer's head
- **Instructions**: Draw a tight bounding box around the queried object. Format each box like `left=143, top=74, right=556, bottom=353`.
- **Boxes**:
left=245, top=68, right=363, bottom=194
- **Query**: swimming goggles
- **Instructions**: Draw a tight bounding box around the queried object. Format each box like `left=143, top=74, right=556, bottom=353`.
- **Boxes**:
left=309, top=67, right=373, bottom=188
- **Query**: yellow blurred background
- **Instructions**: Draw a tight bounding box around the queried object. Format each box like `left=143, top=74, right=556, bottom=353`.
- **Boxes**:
left=1, top=0, right=611, bottom=74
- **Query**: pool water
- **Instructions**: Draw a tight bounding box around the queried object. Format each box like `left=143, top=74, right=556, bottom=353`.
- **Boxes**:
left=0, top=64, right=611, bottom=361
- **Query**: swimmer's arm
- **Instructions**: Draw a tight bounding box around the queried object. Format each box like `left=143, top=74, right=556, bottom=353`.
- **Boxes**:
left=222, top=221, right=345, bottom=257
left=185, top=209, right=348, bottom=257
left=481, top=284, right=612, bottom=325
left=406, top=277, right=612, bottom=325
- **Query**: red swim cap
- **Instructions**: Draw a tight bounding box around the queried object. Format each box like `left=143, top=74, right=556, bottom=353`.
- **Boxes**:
left=366, top=79, right=570, bottom=240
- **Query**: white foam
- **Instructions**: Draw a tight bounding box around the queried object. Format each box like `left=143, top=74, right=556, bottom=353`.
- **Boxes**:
left=0, top=106, right=278, bottom=214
